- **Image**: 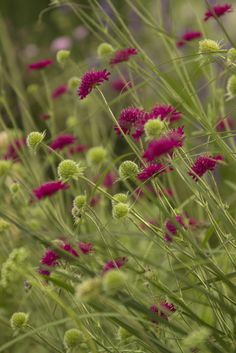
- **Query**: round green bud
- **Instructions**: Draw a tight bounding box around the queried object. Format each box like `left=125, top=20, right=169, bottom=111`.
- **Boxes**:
left=27, top=84, right=39, bottom=95
left=183, top=327, right=211, bottom=349
left=199, top=39, right=220, bottom=55
left=57, top=159, right=83, bottom=181
left=112, top=193, right=128, bottom=205
left=0, top=219, right=10, bottom=233
left=0, top=160, right=11, bottom=177
left=112, top=202, right=129, bottom=219
left=144, top=118, right=164, bottom=140
left=73, top=195, right=87, bottom=210
left=76, top=278, right=102, bottom=303
left=103, top=270, right=126, bottom=295
left=27, top=131, right=45, bottom=150
left=118, top=326, right=132, bottom=340
left=227, top=75, right=236, bottom=98
left=63, top=328, right=83, bottom=349
left=66, top=115, right=77, bottom=128
left=10, top=312, right=29, bottom=330
left=56, top=49, right=70, bottom=65
left=68, top=77, right=80, bottom=91
left=119, top=160, right=139, bottom=180
left=97, top=42, right=114, bottom=58
left=87, top=146, right=107, bottom=165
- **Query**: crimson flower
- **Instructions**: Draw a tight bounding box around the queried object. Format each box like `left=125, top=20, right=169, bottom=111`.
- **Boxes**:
left=79, top=242, right=93, bottom=254
left=50, top=134, right=76, bottom=151
left=51, top=85, right=68, bottom=99
left=78, top=69, right=110, bottom=99
left=150, top=104, right=182, bottom=123
left=33, top=181, right=69, bottom=200
left=204, top=4, right=232, bottom=21
left=189, top=155, right=223, bottom=181
left=177, top=31, right=202, bottom=47
left=102, top=257, right=127, bottom=273
left=28, top=59, right=53, bottom=70
left=110, top=48, right=138, bottom=66
left=137, top=163, right=172, bottom=182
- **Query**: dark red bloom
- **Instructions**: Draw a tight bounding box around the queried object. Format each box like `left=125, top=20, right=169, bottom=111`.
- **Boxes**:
left=216, top=117, right=234, bottom=131
left=90, top=196, right=101, bottom=207
left=150, top=104, right=182, bottom=124
left=78, top=69, right=110, bottom=99
left=62, top=243, right=78, bottom=257
left=28, top=59, right=53, bottom=70
left=150, top=301, right=176, bottom=322
left=177, top=31, right=202, bottom=47
left=51, top=85, right=68, bottom=99
left=50, top=134, right=76, bottom=151
left=33, top=181, right=69, bottom=200
left=39, top=113, right=50, bottom=121
left=102, top=257, right=127, bottom=273
left=111, top=79, right=132, bottom=92
left=115, top=107, right=149, bottom=140
left=189, top=155, right=223, bottom=181
left=39, top=249, right=60, bottom=276
left=204, top=4, right=232, bottom=21
left=79, top=242, right=93, bottom=254
left=68, top=144, right=88, bottom=155
left=103, top=172, right=117, bottom=188
left=110, top=48, right=138, bottom=66
left=4, top=138, right=26, bottom=161
left=137, top=163, right=172, bottom=182
left=143, top=127, right=184, bottom=161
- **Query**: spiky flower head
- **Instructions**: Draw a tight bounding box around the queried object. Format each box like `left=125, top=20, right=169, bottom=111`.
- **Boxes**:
left=144, top=119, right=165, bottom=140
left=119, top=160, right=139, bottom=180
left=10, top=312, right=29, bottom=331
left=102, top=270, right=126, bottom=295
left=227, top=75, right=236, bottom=99
left=73, top=195, right=87, bottom=210
left=87, top=146, right=107, bottom=165
left=76, top=278, right=102, bottom=302
left=56, top=49, right=70, bottom=65
left=112, top=193, right=128, bottom=205
left=0, top=160, right=11, bottom=177
left=227, top=48, right=236, bottom=65
left=199, top=39, right=220, bottom=55
left=97, top=42, right=114, bottom=58
left=57, top=159, right=84, bottom=181
left=27, top=131, right=45, bottom=150
left=63, top=328, right=83, bottom=350
left=112, top=202, right=129, bottom=219
left=78, top=69, right=110, bottom=99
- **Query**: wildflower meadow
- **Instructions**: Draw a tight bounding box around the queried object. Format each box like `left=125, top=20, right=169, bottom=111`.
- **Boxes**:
left=1, top=1, right=236, bottom=352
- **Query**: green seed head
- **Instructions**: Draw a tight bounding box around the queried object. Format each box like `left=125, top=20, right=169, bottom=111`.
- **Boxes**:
left=227, top=48, right=236, bottom=64
left=112, top=193, right=128, bottom=205
left=119, top=160, right=139, bottom=180
left=0, top=160, right=11, bottom=177
left=68, top=76, right=80, bottom=91
left=102, top=270, right=126, bottom=295
left=73, top=195, right=87, bottom=210
left=63, top=328, right=83, bottom=349
left=199, top=39, right=220, bottom=54
left=27, top=131, right=45, bottom=150
left=56, top=49, right=70, bottom=65
left=144, top=118, right=165, bottom=140
left=227, top=75, right=236, bottom=98
left=97, top=42, right=114, bottom=58
left=57, top=159, right=84, bottom=181
left=76, top=278, right=102, bottom=302
left=112, top=202, right=129, bottom=219
left=87, top=146, right=107, bottom=165
left=10, top=312, right=29, bottom=330
left=27, top=84, right=39, bottom=95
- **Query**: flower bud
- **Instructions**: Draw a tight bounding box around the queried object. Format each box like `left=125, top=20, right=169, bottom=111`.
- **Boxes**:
left=57, top=159, right=84, bottom=181
left=227, top=75, right=236, bottom=98
left=27, top=84, right=39, bottom=95
left=102, top=270, right=126, bottom=295
left=87, top=146, right=107, bottom=165
left=68, top=77, right=80, bottom=91
left=63, top=328, right=83, bottom=350
left=0, top=160, right=11, bottom=177
left=119, top=160, right=139, bottom=180
left=112, top=193, right=128, bottom=205
left=97, top=43, right=114, bottom=58
left=0, top=219, right=10, bottom=233
left=73, top=195, right=87, bottom=210
left=112, top=202, right=129, bottom=219
left=227, top=48, right=236, bottom=65
left=199, top=39, right=220, bottom=55
left=10, top=312, right=29, bottom=330
left=27, top=131, right=45, bottom=150
left=56, top=50, right=70, bottom=65
left=144, top=119, right=164, bottom=140
left=76, top=278, right=102, bottom=302
left=66, top=115, right=77, bottom=128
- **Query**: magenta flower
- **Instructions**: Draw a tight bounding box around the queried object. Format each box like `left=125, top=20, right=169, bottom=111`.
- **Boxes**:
left=150, top=104, right=182, bottom=124
left=68, top=144, right=88, bottom=155
left=177, top=31, right=202, bottom=47
left=204, top=4, right=232, bottom=21
left=28, top=59, right=53, bottom=70
left=62, top=243, right=78, bottom=257
left=33, top=181, right=69, bottom=200
left=50, top=134, right=76, bottom=151
left=79, top=242, right=93, bottom=254
left=39, top=113, right=50, bottom=121
left=103, top=172, right=117, bottom=188
left=39, top=249, right=60, bottom=276
left=90, top=196, right=101, bottom=207
left=51, top=85, right=68, bottom=99
left=216, top=117, right=234, bottom=132
left=143, top=127, right=184, bottom=161
left=4, top=138, right=26, bottom=161
left=111, top=79, right=132, bottom=92
left=189, top=155, right=223, bottom=181
left=110, top=48, right=138, bottom=66
left=137, top=163, right=172, bottom=182
left=150, top=301, right=176, bottom=322
left=78, top=69, right=110, bottom=99
left=115, top=107, right=149, bottom=140
left=102, top=257, right=127, bottom=273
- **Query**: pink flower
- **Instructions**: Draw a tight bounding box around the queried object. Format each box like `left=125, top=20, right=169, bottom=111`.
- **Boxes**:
left=39, top=249, right=60, bottom=276
left=110, top=48, right=138, bottom=66
left=115, top=107, right=149, bottom=140
left=177, top=31, right=202, bottom=47
left=111, top=79, right=132, bottom=92
left=150, top=104, right=182, bottom=124
left=33, top=181, right=69, bottom=200
left=68, top=144, right=88, bottom=155
left=51, top=85, right=68, bottom=99
left=216, top=117, right=234, bottom=131
left=50, top=134, right=76, bottom=151
left=103, top=172, right=117, bottom=188
left=204, top=4, right=232, bottom=21
left=50, top=36, right=72, bottom=51
left=78, top=69, right=110, bottom=99
left=79, top=242, right=93, bottom=254
left=137, top=163, right=172, bottom=182
left=28, top=59, right=53, bottom=70
left=62, top=243, right=78, bottom=257
left=4, top=138, right=26, bottom=161
left=150, top=301, right=176, bottom=322
left=102, top=257, right=127, bottom=273
left=143, top=127, right=184, bottom=161
left=189, top=155, right=223, bottom=181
